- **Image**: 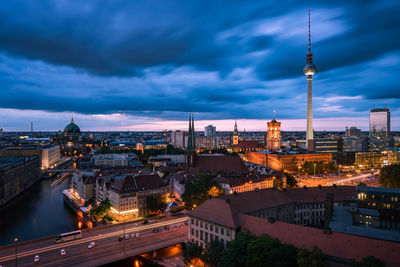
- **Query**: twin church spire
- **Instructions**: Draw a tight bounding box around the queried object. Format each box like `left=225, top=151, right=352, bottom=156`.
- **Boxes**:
left=187, top=113, right=196, bottom=151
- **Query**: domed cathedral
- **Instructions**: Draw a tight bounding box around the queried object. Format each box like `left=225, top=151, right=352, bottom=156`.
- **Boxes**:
left=52, top=118, right=84, bottom=156
left=64, top=118, right=81, bottom=140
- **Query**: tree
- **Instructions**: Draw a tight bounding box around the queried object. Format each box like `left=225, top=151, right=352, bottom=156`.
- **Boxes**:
left=246, top=234, right=298, bottom=267
left=378, top=164, right=400, bottom=188
left=284, top=172, right=298, bottom=187
left=297, top=246, right=324, bottom=267
left=301, top=161, right=336, bottom=175
left=357, top=181, right=367, bottom=187
left=350, top=256, right=385, bottom=267
left=146, top=194, right=167, bottom=213
left=183, top=243, right=203, bottom=266
left=90, top=199, right=112, bottom=219
left=201, top=240, right=224, bottom=267
left=219, top=231, right=256, bottom=267
left=273, top=176, right=284, bottom=189
left=182, top=174, right=223, bottom=209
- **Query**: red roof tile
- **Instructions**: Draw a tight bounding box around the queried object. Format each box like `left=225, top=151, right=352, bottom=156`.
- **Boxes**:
left=239, top=214, right=400, bottom=267
left=188, top=198, right=241, bottom=229
left=190, top=155, right=249, bottom=176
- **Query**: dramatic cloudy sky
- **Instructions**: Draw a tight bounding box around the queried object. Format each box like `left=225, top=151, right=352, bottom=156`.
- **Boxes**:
left=0, top=0, right=399, bottom=131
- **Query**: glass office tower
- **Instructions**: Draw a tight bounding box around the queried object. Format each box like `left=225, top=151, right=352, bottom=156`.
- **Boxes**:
left=369, top=108, right=390, bottom=139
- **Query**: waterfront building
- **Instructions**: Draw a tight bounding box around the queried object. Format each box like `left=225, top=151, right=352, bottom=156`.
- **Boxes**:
left=105, top=173, right=169, bottom=218
left=71, top=170, right=96, bottom=202
left=0, top=145, right=60, bottom=169
left=266, top=112, right=281, bottom=151
left=0, top=156, right=41, bottom=207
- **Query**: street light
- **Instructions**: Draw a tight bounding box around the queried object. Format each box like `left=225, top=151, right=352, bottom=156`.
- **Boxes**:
left=14, top=237, right=18, bottom=267
left=314, top=163, right=316, bottom=177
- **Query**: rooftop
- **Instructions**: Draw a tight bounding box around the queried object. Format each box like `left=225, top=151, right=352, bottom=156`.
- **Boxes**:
left=330, top=206, right=400, bottom=243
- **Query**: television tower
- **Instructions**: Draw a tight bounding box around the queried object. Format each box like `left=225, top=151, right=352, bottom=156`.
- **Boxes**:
left=303, top=9, right=317, bottom=150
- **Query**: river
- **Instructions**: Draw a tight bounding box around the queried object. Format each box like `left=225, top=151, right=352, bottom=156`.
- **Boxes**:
left=0, top=176, right=81, bottom=246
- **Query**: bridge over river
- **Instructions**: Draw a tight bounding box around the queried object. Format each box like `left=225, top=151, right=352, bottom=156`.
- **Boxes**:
left=0, top=217, right=188, bottom=267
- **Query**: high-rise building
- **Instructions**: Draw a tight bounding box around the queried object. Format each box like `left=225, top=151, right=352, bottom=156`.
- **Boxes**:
left=369, top=108, right=390, bottom=139
left=345, top=126, right=362, bottom=137
left=204, top=125, right=216, bottom=137
left=369, top=108, right=392, bottom=151
left=170, top=130, right=188, bottom=148
left=303, top=9, right=317, bottom=151
left=267, top=112, right=281, bottom=151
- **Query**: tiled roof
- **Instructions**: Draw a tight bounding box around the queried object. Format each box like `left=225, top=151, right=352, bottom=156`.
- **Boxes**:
left=188, top=198, right=241, bottom=229
left=223, top=185, right=356, bottom=214
left=191, top=155, right=249, bottom=176
left=110, top=174, right=166, bottom=194
left=239, top=214, right=400, bottom=267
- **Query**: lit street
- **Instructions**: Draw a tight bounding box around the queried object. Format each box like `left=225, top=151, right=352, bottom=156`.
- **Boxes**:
left=0, top=217, right=188, bottom=267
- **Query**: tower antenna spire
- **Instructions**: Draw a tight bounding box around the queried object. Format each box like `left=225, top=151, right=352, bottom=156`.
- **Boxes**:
left=308, top=8, right=311, bottom=53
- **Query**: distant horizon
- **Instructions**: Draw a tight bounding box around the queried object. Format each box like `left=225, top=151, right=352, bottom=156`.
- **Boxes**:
left=0, top=2, right=399, bottom=133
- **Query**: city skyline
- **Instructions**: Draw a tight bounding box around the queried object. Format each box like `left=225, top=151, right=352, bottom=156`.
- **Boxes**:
left=0, top=1, right=399, bottom=131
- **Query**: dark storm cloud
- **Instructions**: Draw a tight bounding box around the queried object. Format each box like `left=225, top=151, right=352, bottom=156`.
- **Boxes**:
left=0, top=0, right=399, bottom=128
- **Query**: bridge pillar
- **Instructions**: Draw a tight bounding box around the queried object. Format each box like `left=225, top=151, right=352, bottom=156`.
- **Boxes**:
left=152, top=250, right=157, bottom=260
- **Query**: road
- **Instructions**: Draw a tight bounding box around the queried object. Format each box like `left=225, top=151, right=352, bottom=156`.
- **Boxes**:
left=298, top=171, right=379, bottom=187
left=0, top=217, right=188, bottom=267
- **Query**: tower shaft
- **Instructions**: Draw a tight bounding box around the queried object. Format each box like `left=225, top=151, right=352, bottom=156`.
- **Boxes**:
left=306, top=76, right=313, bottom=143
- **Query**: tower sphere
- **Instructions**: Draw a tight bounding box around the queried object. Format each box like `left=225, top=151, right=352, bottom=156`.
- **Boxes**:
left=303, top=60, right=317, bottom=76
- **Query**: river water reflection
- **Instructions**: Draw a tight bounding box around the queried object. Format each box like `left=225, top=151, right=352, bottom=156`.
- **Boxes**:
left=0, top=177, right=80, bottom=246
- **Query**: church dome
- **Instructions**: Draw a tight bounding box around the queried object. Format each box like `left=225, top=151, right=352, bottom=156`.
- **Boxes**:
left=64, top=118, right=81, bottom=135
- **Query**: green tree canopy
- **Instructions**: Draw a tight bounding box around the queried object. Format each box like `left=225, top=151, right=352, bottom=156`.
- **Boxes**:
left=378, top=164, right=400, bottom=188
left=146, top=194, right=167, bottom=213
left=219, top=231, right=256, bottom=267
left=284, top=172, right=298, bottom=187
left=202, top=240, right=224, bottom=267
left=297, top=246, right=324, bottom=267
left=350, top=256, right=385, bottom=267
left=182, top=174, right=223, bottom=208
left=183, top=243, right=203, bottom=266
left=301, top=161, right=336, bottom=175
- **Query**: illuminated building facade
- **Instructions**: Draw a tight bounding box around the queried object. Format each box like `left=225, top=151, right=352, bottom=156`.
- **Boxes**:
left=356, top=186, right=400, bottom=229
left=245, top=151, right=332, bottom=173
left=355, top=150, right=400, bottom=168
left=314, top=138, right=339, bottom=153
left=267, top=153, right=332, bottom=173
left=267, top=112, right=281, bottom=151
left=0, top=156, right=41, bottom=207
left=105, top=174, right=168, bottom=219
